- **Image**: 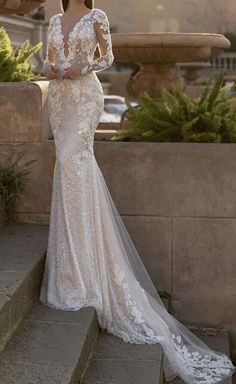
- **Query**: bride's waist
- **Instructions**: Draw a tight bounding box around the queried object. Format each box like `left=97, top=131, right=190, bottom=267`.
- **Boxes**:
left=52, top=63, right=94, bottom=81
left=48, top=68, right=103, bottom=92
left=54, top=60, right=88, bottom=71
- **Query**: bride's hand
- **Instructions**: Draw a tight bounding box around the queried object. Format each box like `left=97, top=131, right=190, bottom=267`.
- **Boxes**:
left=62, top=63, right=84, bottom=79
left=43, top=62, right=58, bottom=80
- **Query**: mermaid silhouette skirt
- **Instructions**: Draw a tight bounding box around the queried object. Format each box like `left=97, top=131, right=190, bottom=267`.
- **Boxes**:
left=39, top=72, right=236, bottom=384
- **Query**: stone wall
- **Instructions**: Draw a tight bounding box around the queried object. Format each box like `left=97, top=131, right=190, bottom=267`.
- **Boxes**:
left=0, top=81, right=235, bottom=357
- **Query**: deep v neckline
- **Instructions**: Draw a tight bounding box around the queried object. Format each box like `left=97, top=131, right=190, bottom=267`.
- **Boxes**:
left=58, top=9, right=94, bottom=58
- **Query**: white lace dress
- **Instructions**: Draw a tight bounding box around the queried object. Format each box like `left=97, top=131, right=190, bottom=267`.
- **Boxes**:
left=39, top=8, right=236, bottom=384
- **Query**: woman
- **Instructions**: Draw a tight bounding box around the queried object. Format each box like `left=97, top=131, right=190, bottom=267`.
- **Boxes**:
left=39, top=0, right=236, bottom=382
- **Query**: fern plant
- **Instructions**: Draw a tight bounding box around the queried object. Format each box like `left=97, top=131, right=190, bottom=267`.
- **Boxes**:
left=0, top=149, right=36, bottom=222
left=111, top=70, right=236, bottom=143
left=0, top=26, right=42, bottom=81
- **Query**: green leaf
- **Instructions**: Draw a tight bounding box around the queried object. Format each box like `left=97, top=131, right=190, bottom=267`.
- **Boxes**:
left=207, top=70, right=224, bottom=111
left=0, top=26, right=42, bottom=81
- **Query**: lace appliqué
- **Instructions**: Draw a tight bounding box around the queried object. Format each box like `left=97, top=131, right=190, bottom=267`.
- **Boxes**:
left=44, top=8, right=114, bottom=74
left=103, top=262, right=165, bottom=344
left=80, top=9, right=114, bottom=75
left=171, top=334, right=235, bottom=383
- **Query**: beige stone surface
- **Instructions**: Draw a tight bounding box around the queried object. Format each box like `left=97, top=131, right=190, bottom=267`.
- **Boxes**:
left=94, top=142, right=236, bottom=218
left=172, top=217, right=236, bottom=343
left=0, top=84, right=14, bottom=143
left=0, top=83, right=42, bottom=143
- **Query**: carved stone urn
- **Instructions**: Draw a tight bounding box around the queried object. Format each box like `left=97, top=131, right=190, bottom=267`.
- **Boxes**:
left=0, top=0, right=46, bottom=14
left=112, top=33, right=231, bottom=100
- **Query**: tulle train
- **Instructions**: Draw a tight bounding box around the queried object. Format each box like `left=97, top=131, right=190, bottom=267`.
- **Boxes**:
left=93, top=156, right=236, bottom=384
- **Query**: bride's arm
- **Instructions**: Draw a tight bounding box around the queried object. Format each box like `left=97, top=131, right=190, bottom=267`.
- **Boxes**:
left=80, top=9, right=114, bottom=75
left=42, top=15, right=58, bottom=79
left=43, top=16, right=56, bottom=67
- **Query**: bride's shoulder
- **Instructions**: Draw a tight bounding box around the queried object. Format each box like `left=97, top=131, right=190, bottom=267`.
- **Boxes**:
left=93, top=8, right=109, bottom=17
left=92, top=8, right=110, bottom=22
left=50, top=13, right=59, bottom=20
left=48, top=13, right=60, bottom=25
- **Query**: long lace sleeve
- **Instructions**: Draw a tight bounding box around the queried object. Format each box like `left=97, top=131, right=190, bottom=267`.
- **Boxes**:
left=44, top=15, right=56, bottom=65
left=80, top=9, right=114, bottom=75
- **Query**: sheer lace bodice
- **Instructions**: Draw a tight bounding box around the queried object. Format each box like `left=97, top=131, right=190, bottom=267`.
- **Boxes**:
left=44, top=8, right=114, bottom=73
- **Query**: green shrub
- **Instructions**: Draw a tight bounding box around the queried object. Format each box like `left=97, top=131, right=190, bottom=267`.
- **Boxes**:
left=0, top=150, right=36, bottom=222
left=111, top=70, right=236, bottom=143
left=0, top=26, right=42, bottom=81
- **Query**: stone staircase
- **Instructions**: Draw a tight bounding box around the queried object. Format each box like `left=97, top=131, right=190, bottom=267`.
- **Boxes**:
left=0, top=223, right=235, bottom=384
left=80, top=330, right=163, bottom=384
left=0, top=223, right=48, bottom=349
left=79, top=325, right=235, bottom=384
left=0, top=223, right=100, bottom=383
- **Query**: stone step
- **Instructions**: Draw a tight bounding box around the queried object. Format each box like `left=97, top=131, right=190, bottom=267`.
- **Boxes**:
left=164, top=326, right=235, bottom=384
left=80, top=324, right=235, bottom=384
left=0, top=299, right=99, bottom=384
left=80, top=330, right=163, bottom=384
left=80, top=295, right=170, bottom=384
left=0, top=223, right=48, bottom=350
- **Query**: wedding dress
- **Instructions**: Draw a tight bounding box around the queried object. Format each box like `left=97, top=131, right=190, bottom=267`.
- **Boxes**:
left=39, top=7, right=236, bottom=384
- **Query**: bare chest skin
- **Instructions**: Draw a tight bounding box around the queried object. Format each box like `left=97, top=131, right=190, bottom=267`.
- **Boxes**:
left=58, top=9, right=94, bottom=58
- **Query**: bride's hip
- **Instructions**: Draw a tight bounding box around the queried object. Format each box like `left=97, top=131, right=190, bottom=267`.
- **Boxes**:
left=48, top=72, right=104, bottom=106
left=47, top=71, right=104, bottom=120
